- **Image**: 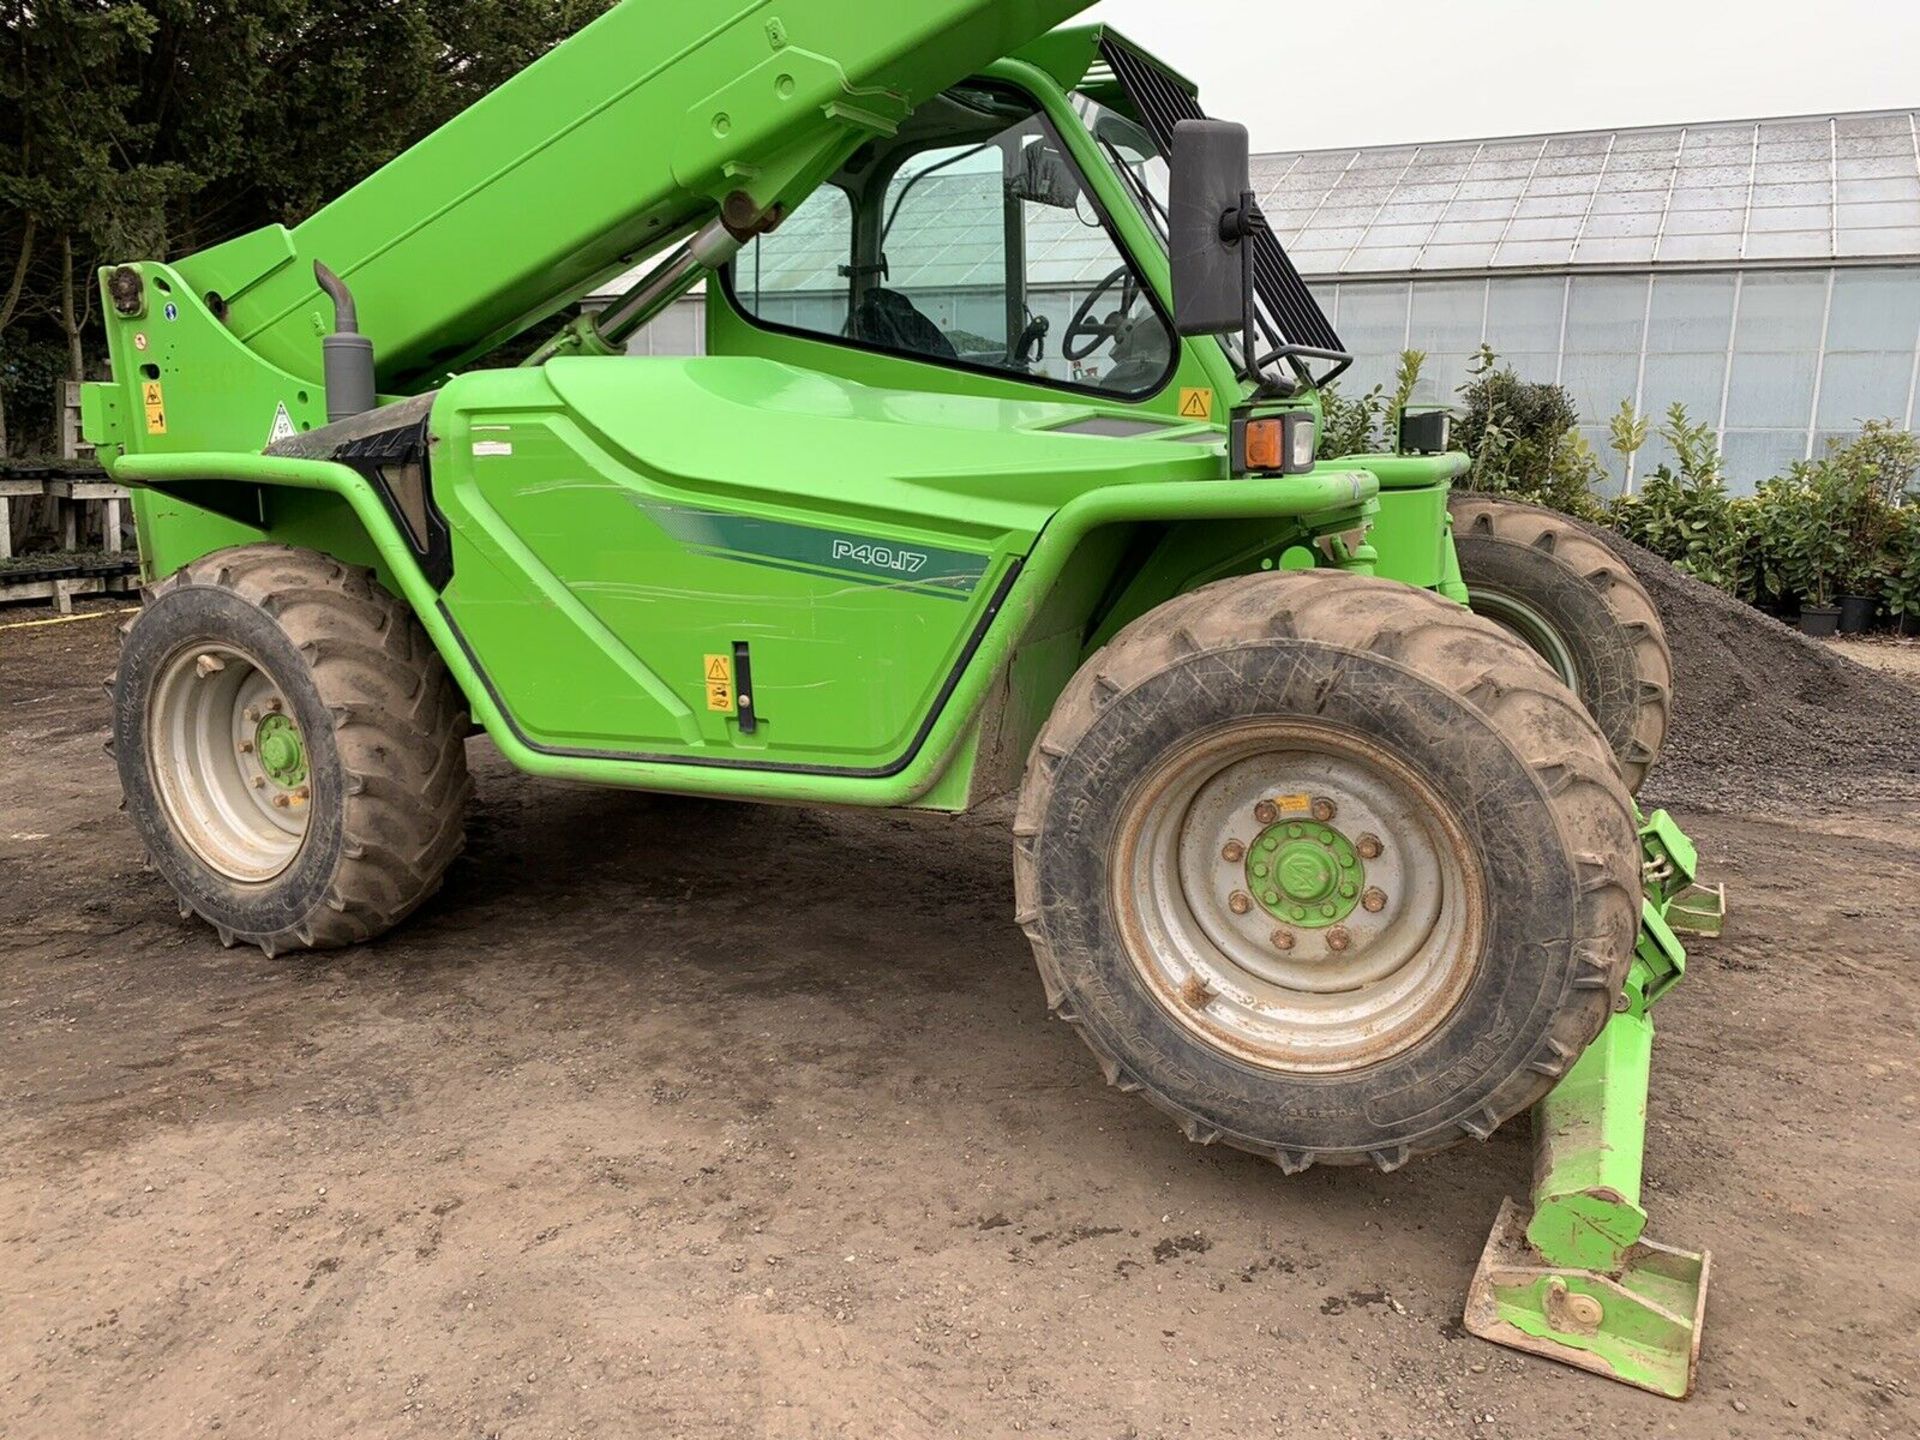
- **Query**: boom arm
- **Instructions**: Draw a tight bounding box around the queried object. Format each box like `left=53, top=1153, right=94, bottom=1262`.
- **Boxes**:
left=169, top=0, right=1094, bottom=395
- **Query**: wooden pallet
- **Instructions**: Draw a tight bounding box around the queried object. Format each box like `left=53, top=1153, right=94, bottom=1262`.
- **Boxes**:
left=0, top=565, right=139, bottom=615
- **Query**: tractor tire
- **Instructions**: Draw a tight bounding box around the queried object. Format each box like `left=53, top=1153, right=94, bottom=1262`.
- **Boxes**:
left=1012, top=570, right=1640, bottom=1172
left=1450, top=494, right=1672, bottom=794
left=112, top=544, right=472, bottom=956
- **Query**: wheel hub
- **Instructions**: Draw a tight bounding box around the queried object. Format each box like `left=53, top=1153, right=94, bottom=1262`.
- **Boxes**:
left=255, top=712, right=307, bottom=788
left=1115, top=723, right=1484, bottom=1075
left=147, top=643, right=311, bottom=884
left=1247, top=820, right=1362, bottom=926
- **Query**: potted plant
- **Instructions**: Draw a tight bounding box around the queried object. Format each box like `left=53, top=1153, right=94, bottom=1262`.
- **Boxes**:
left=1830, top=423, right=1919, bottom=632
left=1885, top=505, right=1920, bottom=638
left=1767, top=468, right=1845, bottom=635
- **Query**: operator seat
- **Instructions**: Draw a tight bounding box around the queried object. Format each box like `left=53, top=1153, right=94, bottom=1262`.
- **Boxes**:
left=850, top=287, right=958, bottom=361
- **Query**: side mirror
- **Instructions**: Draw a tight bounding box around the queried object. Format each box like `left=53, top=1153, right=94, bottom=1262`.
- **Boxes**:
left=1170, top=119, right=1253, bottom=338
left=1009, top=141, right=1082, bottom=210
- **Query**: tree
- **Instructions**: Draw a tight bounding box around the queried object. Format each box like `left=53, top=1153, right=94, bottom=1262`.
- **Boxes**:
left=0, top=0, right=616, bottom=456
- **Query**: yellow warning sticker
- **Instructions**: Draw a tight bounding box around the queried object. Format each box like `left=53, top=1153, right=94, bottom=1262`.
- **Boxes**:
left=704, top=653, right=735, bottom=713
left=1273, top=792, right=1313, bottom=816
left=143, top=381, right=167, bottom=436
left=1178, top=387, right=1214, bottom=421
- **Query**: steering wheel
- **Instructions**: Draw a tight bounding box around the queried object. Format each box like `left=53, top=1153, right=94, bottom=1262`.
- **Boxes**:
left=1063, top=265, right=1139, bottom=363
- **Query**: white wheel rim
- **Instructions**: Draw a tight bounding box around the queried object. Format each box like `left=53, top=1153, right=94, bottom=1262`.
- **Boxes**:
left=1111, top=721, right=1485, bottom=1075
left=148, top=642, right=311, bottom=883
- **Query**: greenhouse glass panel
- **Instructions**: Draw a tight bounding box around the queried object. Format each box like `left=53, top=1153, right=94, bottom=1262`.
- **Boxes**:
left=1640, top=352, right=1729, bottom=425
left=1725, top=351, right=1818, bottom=429
left=1331, top=283, right=1411, bottom=354
left=1647, top=274, right=1737, bottom=351
left=1721, top=430, right=1810, bottom=492
left=1409, top=280, right=1488, bottom=351
left=1815, top=352, right=1913, bottom=428
left=1825, top=269, right=1920, bottom=352
left=1565, top=276, right=1649, bottom=353
left=1485, top=277, right=1567, bottom=354
left=1412, top=353, right=1474, bottom=404
left=1734, top=273, right=1829, bottom=350
left=1560, top=352, right=1641, bottom=425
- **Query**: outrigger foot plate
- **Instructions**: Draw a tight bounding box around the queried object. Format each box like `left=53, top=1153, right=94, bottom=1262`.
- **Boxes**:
left=1464, top=1197, right=1710, bottom=1400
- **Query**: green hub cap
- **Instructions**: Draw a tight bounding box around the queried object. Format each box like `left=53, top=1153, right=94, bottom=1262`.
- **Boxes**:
left=1246, top=820, right=1363, bottom=926
left=255, top=712, right=307, bottom=788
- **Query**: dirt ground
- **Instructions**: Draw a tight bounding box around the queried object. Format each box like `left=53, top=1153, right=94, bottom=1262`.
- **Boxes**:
left=1829, top=636, right=1920, bottom=683
left=2, top=604, right=1917, bottom=1440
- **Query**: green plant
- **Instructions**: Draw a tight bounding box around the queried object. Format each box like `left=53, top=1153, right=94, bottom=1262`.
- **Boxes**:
left=1386, top=348, right=1425, bottom=440
left=1454, top=346, right=1602, bottom=518
left=1608, top=399, right=1649, bottom=479
left=1607, top=405, right=1746, bottom=592
left=1882, top=505, right=1920, bottom=631
left=1316, top=349, right=1427, bottom=460
left=1316, top=378, right=1386, bottom=459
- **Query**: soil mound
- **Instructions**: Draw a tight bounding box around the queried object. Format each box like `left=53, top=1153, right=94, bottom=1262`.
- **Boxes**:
left=1574, top=518, right=1920, bottom=812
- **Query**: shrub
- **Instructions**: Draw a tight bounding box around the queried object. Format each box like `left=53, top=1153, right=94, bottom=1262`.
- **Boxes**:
left=1608, top=405, right=1747, bottom=594
left=1316, top=350, right=1426, bottom=459
left=1882, top=506, right=1920, bottom=632
left=1454, top=347, right=1603, bottom=519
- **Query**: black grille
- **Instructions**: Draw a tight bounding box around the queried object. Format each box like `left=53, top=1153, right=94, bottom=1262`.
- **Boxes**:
left=1100, top=36, right=1345, bottom=361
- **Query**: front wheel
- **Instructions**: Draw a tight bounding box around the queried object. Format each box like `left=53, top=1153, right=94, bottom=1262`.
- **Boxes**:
left=1013, top=571, right=1640, bottom=1172
left=113, top=545, right=472, bottom=955
left=1451, top=494, right=1672, bottom=794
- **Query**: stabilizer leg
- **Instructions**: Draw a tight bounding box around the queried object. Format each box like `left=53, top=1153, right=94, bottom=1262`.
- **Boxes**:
left=1465, top=810, right=1721, bottom=1400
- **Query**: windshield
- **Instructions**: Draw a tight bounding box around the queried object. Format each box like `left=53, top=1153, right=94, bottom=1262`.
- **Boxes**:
left=1074, top=93, right=1170, bottom=247
left=727, top=83, right=1178, bottom=400
left=1073, top=91, right=1255, bottom=374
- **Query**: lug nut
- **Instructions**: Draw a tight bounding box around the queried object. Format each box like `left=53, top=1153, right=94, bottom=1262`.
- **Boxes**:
left=1356, top=833, right=1383, bottom=860
left=265, top=697, right=283, bottom=714
left=1326, top=925, right=1353, bottom=953
left=238, top=739, right=254, bottom=755
left=293, top=785, right=311, bottom=802
left=1228, top=891, right=1252, bottom=915
left=1361, top=887, right=1388, bottom=914
left=243, top=706, right=260, bottom=723
left=1253, top=800, right=1278, bottom=825
left=272, top=794, right=292, bottom=809
left=1222, top=840, right=1246, bottom=863
left=1262, top=891, right=1280, bottom=907
left=1270, top=928, right=1295, bottom=951
left=250, top=776, right=266, bottom=790
left=1311, top=796, right=1337, bottom=823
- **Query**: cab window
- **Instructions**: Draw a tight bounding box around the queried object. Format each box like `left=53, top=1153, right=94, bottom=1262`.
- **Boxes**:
left=728, top=84, right=1175, bottom=400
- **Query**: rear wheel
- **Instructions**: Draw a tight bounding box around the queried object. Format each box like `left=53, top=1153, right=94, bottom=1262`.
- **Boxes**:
left=113, top=544, right=472, bottom=955
left=1013, top=570, right=1640, bottom=1171
left=1451, top=494, right=1672, bottom=794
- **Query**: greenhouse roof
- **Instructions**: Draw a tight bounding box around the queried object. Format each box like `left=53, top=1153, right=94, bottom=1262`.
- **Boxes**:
left=1258, top=109, right=1920, bottom=278
left=594, top=110, right=1920, bottom=301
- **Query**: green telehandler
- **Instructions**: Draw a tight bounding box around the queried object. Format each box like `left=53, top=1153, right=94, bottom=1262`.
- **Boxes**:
left=82, top=0, right=1722, bottom=1396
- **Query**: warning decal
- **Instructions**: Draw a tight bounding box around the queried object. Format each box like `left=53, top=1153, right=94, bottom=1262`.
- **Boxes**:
left=1178, top=387, right=1214, bottom=420
left=1273, top=792, right=1312, bottom=816
left=268, top=402, right=297, bottom=446
left=142, top=381, right=167, bottom=436
left=704, top=653, right=735, bottom=713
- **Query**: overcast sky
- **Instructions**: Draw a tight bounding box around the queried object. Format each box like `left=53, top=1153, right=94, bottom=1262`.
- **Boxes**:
left=1083, top=0, right=1920, bottom=152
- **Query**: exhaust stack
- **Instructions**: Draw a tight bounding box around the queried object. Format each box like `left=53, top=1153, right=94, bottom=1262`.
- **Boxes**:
left=314, top=261, right=377, bottom=423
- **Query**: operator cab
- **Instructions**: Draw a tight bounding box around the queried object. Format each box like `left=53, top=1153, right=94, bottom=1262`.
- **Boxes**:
left=726, top=82, right=1176, bottom=400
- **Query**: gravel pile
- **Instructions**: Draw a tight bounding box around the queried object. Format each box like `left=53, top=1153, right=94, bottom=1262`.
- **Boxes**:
left=1580, top=520, right=1920, bottom=812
